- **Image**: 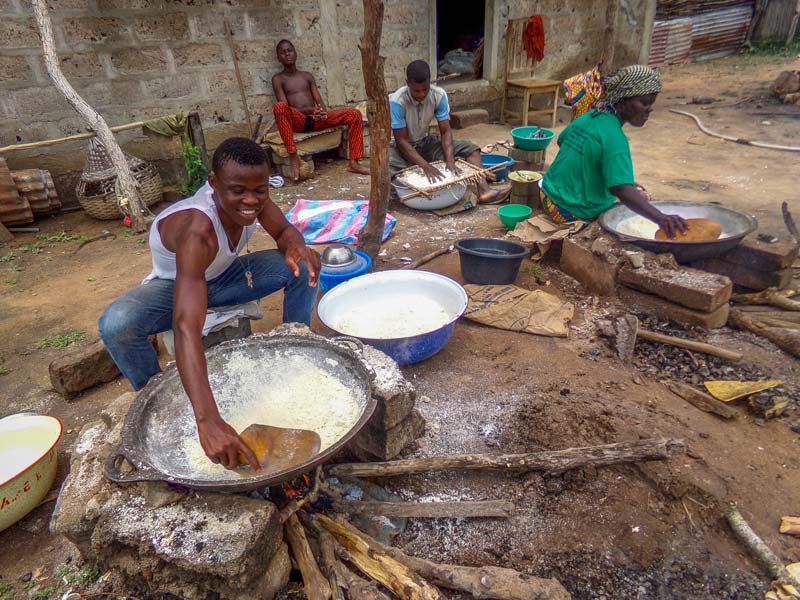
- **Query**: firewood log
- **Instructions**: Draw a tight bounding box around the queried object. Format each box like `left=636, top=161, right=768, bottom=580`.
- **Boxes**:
left=284, top=513, right=332, bottom=600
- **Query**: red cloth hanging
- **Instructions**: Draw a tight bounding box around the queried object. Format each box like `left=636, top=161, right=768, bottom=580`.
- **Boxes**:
left=522, top=15, right=545, bottom=62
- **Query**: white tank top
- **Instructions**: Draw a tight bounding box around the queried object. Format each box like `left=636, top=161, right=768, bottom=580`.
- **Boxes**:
left=143, top=182, right=257, bottom=283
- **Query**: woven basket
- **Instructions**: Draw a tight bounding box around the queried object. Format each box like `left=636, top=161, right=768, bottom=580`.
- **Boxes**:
left=76, top=137, right=162, bottom=220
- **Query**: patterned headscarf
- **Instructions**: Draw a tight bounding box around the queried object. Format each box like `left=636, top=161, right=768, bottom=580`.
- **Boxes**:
left=595, top=65, right=662, bottom=113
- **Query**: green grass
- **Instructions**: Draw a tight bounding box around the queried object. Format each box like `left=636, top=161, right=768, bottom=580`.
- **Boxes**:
left=4, top=278, right=17, bottom=286
left=0, top=355, right=8, bottom=376
left=36, top=231, right=85, bottom=243
left=42, top=331, right=85, bottom=348
left=525, top=263, right=546, bottom=280
left=19, top=242, right=44, bottom=254
left=0, top=251, right=14, bottom=262
left=0, top=581, right=14, bottom=600
left=747, top=36, right=800, bottom=57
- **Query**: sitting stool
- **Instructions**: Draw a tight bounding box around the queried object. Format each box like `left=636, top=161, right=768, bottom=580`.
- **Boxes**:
left=160, top=301, right=263, bottom=356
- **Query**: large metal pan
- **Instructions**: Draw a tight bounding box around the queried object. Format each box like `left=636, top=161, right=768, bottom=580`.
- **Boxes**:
left=598, top=201, right=757, bottom=263
left=105, top=333, right=376, bottom=493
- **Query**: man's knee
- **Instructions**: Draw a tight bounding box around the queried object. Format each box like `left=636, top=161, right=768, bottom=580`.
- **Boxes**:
left=273, top=101, right=290, bottom=117
left=98, top=302, right=129, bottom=344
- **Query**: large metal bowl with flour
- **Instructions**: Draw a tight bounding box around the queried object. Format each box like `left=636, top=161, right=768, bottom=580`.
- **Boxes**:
left=317, top=270, right=468, bottom=365
left=599, top=201, right=757, bottom=263
left=105, top=333, right=376, bottom=492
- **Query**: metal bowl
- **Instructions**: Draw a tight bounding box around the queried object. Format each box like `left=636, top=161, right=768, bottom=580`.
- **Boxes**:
left=322, top=244, right=356, bottom=268
left=105, top=333, right=376, bottom=493
left=317, top=270, right=468, bottom=365
left=599, top=201, right=757, bottom=263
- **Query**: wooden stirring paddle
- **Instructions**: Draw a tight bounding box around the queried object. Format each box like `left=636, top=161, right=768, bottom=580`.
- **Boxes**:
left=655, top=217, right=723, bottom=241
left=237, top=424, right=321, bottom=472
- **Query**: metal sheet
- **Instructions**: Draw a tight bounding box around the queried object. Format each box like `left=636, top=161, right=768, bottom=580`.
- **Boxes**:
left=690, top=4, right=754, bottom=61
left=0, top=158, right=34, bottom=226
left=657, top=0, right=751, bottom=19
left=649, top=18, right=693, bottom=67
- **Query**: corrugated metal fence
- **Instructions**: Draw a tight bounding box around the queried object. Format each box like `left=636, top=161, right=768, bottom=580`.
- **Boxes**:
left=650, top=1, right=754, bottom=66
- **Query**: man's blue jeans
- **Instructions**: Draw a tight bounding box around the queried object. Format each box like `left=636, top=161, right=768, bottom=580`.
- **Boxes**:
left=98, top=249, right=317, bottom=391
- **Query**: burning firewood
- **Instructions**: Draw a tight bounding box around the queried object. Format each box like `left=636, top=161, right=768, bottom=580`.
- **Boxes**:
left=327, top=438, right=685, bottom=479
left=314, top=513, right=571, bottom=600
left=318, top=529, right=348, bottom=600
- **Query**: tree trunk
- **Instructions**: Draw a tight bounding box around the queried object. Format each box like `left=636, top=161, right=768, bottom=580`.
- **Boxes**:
left=601, top=0, right=621, bottom=74
left=356, top=0, right=391, bottom=259
left=31, top=0, right=151, bottom=232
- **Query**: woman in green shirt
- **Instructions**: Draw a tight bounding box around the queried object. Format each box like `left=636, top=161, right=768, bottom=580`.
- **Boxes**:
left=540, top=65, right=687, bottom=238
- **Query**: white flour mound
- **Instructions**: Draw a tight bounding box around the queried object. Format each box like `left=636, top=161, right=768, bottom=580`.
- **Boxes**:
left=615, top=215, right=660, bottom=239
left=181, top=352, right=361, bottom=479
left=330, top=295, right=452, bottom=339
left=401, top=168, right=461, bottom=190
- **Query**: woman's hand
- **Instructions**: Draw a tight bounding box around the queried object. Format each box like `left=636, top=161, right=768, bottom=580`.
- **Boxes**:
left=657, top=213, right=689, bottom=239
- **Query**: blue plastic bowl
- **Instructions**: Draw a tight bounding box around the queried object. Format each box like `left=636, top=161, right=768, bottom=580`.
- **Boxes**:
left=318, top=250, right=372, bottom=293
left=480, top=153, right=515, bottom=181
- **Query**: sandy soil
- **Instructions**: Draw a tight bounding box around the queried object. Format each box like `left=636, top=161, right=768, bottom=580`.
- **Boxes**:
left=1, top=54, right=799, bottom=599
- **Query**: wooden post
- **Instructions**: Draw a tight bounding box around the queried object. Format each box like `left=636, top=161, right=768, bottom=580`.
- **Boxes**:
left=602, top=0, right=621, bottom=74
left=223, top=15, right=253, bottom=135
left=356, top=0, right=391, bottom=259
left=786, top=0, right=800, bottom=46
left=31, top=0, right=151, bottom=232
left=187, top=112, right=210, bottom=173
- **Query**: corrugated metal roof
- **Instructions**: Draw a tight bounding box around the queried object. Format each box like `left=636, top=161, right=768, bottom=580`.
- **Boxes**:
left=690, top=4, right=753, bottom=61
left=649, top=18, right=693, bottom=67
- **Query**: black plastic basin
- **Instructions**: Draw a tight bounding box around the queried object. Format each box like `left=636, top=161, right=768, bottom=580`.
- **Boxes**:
left=455, top=238, right=529, bottom=284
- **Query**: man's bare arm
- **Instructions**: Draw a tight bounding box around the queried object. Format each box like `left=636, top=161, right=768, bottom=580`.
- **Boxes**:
left=309, top=75, right=326, bottom=112
left=272, top=74, right=288, bottom=104
left=437, top=119, right=458, bottom=171
left=393, top=127, right=444, bottom=182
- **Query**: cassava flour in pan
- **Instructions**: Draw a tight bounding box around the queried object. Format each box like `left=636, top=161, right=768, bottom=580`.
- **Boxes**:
left=180, top=352, right=362, bottom=479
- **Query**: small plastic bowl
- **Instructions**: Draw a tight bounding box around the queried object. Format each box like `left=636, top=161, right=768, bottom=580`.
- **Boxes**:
left=510, top=126, right=555, bottom=151
left=498, top=204, right=532, bottom=229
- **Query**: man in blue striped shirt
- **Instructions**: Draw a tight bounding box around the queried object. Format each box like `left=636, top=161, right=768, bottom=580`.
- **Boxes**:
left=389, top=60, right=510, bottom=203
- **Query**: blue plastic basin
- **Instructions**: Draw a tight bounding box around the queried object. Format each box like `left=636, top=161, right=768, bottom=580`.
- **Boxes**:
left=318, top=250, right=372, bottom=293
left=480, top=154, right=515, bottom=181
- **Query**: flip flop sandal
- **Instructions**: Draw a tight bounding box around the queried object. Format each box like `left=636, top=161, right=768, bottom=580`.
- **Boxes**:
left=483, top=187, right=512, bottom=205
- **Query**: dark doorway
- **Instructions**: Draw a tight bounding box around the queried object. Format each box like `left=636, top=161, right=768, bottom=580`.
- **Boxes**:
left=435, top=0, right=485, bottom=83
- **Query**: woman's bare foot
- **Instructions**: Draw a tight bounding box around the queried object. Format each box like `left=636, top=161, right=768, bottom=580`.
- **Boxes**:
left=289, top=153, right=301, bottom=181
left=347, top=159, right=370, bottom=175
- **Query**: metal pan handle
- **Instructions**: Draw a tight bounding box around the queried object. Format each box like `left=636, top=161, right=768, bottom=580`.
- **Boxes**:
left=331, top=335, right=364, bottom=354
left=104, top=445, right=165, bottom=484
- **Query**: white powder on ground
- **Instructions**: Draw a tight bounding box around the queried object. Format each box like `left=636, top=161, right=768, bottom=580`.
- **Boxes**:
left=330, top=295, right=452, bottom=339
left=180, top=352, right=362, bottom=480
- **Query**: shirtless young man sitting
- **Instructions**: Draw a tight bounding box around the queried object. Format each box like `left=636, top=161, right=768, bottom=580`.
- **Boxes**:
left=271, top=39, right=369, bottom=181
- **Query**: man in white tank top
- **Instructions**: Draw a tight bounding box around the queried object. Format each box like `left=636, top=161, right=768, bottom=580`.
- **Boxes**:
left=99, top=138, right=320, bottom=470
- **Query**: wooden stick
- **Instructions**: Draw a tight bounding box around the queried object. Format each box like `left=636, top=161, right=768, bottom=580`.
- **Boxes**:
left=333, top=550, right=394, bottom=600
left=637, top=329, right=743, bottom=362
left=346, top=499, right=515, bottom=519
left=317, top=514, right=571, bottom=600
left=403, top=246, right=453, bottom=270
left=732, top=289, right=800, bottom=311
left=284, top=513, right=332, bottom=600
left=0, top=120, right=146, bottom=154
left=668, top=382, right=739, bottom=419
left=783, top=200, right=799, bottom=242
left=223, top=15, right=253, bottom=134
left=316, top=514, right=444, bottom=600
left=729, top=309, right=800, bottom=358
left=318, top=530, right=347, bottom=600
left=250, top=114, right=263, bottom=142
left=780, top=516, right=800, bottom=536
left=279, top=465, right=322, bottom=523
left=726, top=505, right=800, bottom=589
left=327, top=438, right=685, bottom=479
left=751, top=316, right=800, bottom=329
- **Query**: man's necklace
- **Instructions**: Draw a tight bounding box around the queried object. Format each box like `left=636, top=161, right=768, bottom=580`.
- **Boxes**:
left=244, top=238, right=253, bottom=289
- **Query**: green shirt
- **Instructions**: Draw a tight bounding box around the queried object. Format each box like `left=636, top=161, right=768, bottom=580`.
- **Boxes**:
left=542, top=110, right=634, bottom=220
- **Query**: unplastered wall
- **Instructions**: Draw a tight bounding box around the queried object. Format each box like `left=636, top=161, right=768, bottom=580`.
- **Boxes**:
left=0, top=0, right=428, bottom=204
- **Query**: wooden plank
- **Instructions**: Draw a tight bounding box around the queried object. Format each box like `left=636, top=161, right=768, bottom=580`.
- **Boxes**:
left=668, top=382, right=739, bottom=419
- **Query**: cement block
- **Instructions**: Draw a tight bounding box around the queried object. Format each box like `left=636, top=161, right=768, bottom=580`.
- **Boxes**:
left=61, top=17, right=128, bottom=46
left=690, top=257, right=793, bottom=291
left=0, top=19, right=39, bottom=49
left=705, top=237, right=799, bottom=272
left=0, top=55, right=32, bottom=83
left=110, top=47, right=168, bottom=75
left=49, top=339, right=121, bottom=400
left=92, top=490, right=283, bottom=589
left=618, top=264, right=732, bottom=312
left=57, top=52, right=103, bottom=79
left=172, top=43, right=226, bottom=69
left=619, top=287, right=731, bottom=329
left=450, top=108, right=490, bottom=129
left=133, top=13, right=189, bottom=41
left=353, top=409, right=426, bottom=460
left=560, top=236, right=620, bottom=296
left=362, top=344, right=416, bottom=429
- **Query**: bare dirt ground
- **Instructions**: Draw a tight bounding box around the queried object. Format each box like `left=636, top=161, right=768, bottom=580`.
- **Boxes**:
left=1, top=54, right=799, bottom=599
